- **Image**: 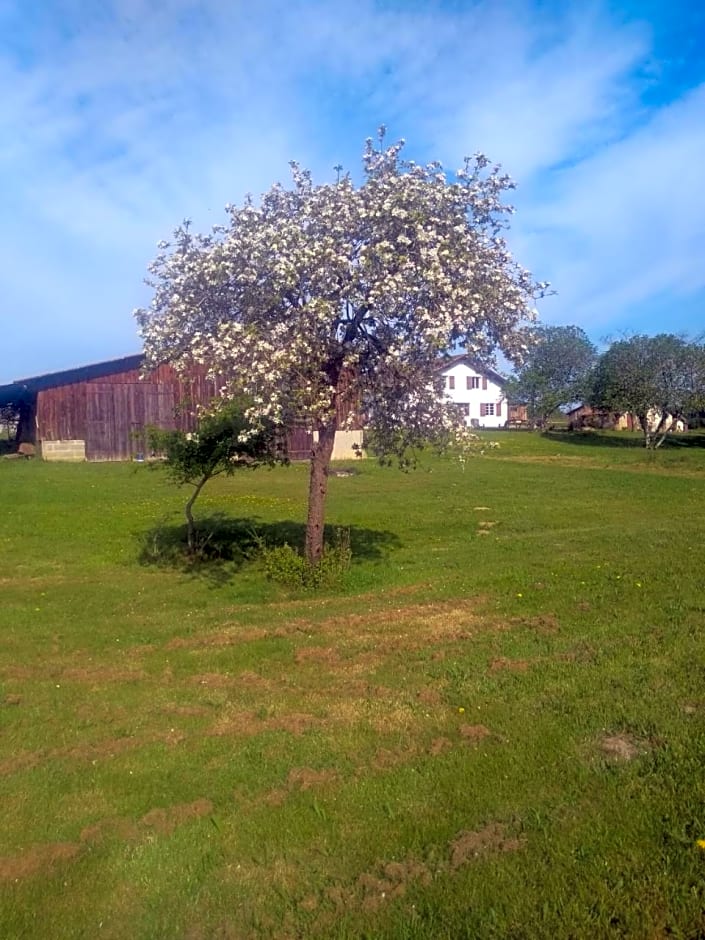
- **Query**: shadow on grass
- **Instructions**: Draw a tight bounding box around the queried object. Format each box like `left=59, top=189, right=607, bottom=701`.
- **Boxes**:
left=542, top=429, right=705, bottom=450
left=137, top=512, right=401, bottom=585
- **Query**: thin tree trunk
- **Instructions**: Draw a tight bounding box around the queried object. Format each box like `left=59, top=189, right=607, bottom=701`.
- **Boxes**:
left=305, top=422, right=337, bottom=566
left=637, top=414, right=652, bottom=449
left=185, top=475, right=209, bottom=553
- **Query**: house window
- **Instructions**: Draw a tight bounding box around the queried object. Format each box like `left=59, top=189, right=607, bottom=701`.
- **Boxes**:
left=466, top=376, right=480, bottom=389
left=480, top=403, right=495, bottom=417
left=447, top=376, right=455, bottom=390
left=456, top=403, right=470, bottom=417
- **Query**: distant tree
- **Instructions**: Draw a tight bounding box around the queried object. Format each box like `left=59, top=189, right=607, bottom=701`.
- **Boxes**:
left=147, top=402, right=282, bottom=553
left=505, top=325, right=596, bottom=427
left=0, top=403, right=19, bottom=441
left=589, top=334, right=705, bottom=448
left=136, top=129, right=547, bottom=565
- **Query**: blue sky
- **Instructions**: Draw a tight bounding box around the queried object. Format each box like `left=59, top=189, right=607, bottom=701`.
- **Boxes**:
left=1, top=0, right=704, bottom=384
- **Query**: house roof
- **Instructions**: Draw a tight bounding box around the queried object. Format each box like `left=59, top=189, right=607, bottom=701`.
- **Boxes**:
left=438, top=354, right=506, bottom=388
left=565, top=403, right=592, bottom=417
left=0, top=354, right=145, bottom=407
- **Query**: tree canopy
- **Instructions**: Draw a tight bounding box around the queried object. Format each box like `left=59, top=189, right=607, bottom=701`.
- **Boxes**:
left=506, top=324, right=596, bottom=426
left=589, top=334, right=705, bottom=448
left=137, top=130, right=547, bottom=564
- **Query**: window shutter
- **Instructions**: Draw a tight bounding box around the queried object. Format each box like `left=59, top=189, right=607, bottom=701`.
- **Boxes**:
left=448, top=376, right=455, bottom=390
left=480, top=403, right=487, bottom=417
left=482, top=376, right=488, bottom=390
left=496, top=400, right=502, bottom=417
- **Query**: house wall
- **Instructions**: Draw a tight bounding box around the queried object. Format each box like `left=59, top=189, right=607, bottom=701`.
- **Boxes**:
left=441, top=362, right=506, bottom=428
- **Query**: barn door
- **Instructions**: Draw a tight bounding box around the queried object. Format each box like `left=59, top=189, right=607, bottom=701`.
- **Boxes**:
left=286, top=426, right=315, bottom=461
left=86, top=386, right=117, bottom=460
left=87, top=384, right=176, bottom=461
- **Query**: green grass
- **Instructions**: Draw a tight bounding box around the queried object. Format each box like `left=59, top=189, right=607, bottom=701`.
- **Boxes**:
left=1, top=430, right=705, bottom=938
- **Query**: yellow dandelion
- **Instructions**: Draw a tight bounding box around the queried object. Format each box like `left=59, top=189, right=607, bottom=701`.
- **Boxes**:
left=458, top=707, right=465, bottom=714
left=697, top=839, right=705, bottom=850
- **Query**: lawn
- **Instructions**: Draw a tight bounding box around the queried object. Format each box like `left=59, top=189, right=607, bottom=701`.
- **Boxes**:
left=1, top=430, right=705, bottom=938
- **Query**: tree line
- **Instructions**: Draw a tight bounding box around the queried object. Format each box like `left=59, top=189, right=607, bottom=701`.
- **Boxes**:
left=506, top=327, right=705, bottom=449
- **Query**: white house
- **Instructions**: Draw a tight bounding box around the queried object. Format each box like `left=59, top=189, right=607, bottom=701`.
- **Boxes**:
left=439, top=355, right=508, bottom=429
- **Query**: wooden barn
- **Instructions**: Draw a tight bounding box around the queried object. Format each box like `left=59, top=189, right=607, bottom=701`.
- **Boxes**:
left=0, top=354, right=362, bottom=462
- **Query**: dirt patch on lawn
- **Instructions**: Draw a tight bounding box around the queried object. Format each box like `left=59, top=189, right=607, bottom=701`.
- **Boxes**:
left=428, top=736, right=453, bottom=756
left=356, top=859, right=433, bottom=911
left=557, top=642, right=597, bottom=664
left=287, top=767, right=339, bottom=790
left=0, top=664, right=147, bottom=684
left=0, top=734, right=143, bottom=777
left=459, top=724, right=492, bottom=743
left=0, top=842, right=80, bottom=882
left=165, top=626, right=268, bottom=651
left=599, top=734, right=645, bottom=762
left=416, top=687, right=443, bottom=706
left=141, top=798, right=213, bottom=835
left=489, top=658, right=531, bottom=673
left=79, top=799, right=213, bottom=845
left=1, top=728, right=191, bottom=779
left=236, top=670, right=275, bottom=690
left=60, top=666, right=147, bottom=683
left=264, top=767, right=340, bottom=806
left=189, top=672, right=235, bottom=689
left=295, top=647, right=340, bottom=665
left=512, top=613, right=561, bottom=635
left=450, top=823, right=524, bottom=869
left=79, top=816, right=141, bottom=844
left=161, top=703, right=211, bottom=718
left=297, top=599, right=492, bottom=645
left=309, top=821, right=523, bottom=924
left=0, top=750, right=44, bottom=776
left=371, top=744, right=420, bottom=770
left=209, top=708, right=320, bottom=739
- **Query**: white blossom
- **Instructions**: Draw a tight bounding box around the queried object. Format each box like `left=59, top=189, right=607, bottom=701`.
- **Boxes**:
left=136, top=134, right=547, bottom=560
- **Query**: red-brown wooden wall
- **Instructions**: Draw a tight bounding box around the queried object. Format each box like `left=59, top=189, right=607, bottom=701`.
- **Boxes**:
left=36, top=364, right=220, bottom=461
left=32, top=361, right=367, bottom=461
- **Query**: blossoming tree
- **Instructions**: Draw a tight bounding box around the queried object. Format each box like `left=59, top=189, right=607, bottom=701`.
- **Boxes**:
left=136, top=130, right=546, bottom=565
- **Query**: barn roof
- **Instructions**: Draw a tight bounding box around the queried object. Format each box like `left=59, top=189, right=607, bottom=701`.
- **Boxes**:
left=0, top=354, right=145, bottom=406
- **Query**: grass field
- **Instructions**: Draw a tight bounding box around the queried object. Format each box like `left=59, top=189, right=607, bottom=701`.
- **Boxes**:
left=1, top=429, right=705, bottom=938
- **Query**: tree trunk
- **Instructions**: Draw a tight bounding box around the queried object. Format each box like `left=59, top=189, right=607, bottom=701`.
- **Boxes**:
left=304, top=422, right=337, bottom=566
left=637, top=414, right=652, bottom=449
left=185, top=475, right=209, bottom=553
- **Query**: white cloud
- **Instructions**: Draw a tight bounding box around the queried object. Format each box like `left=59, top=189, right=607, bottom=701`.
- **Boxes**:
left=0, top=0, right=702, bottom=381
left=520, top=82, right=705, bottom=332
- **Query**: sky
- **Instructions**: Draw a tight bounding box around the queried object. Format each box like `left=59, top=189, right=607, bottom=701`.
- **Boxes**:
left=1, top=0, right=704, bottom=384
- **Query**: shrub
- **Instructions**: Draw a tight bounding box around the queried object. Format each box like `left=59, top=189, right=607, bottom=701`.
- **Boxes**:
left=260, top=528, right=352, bottom=588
